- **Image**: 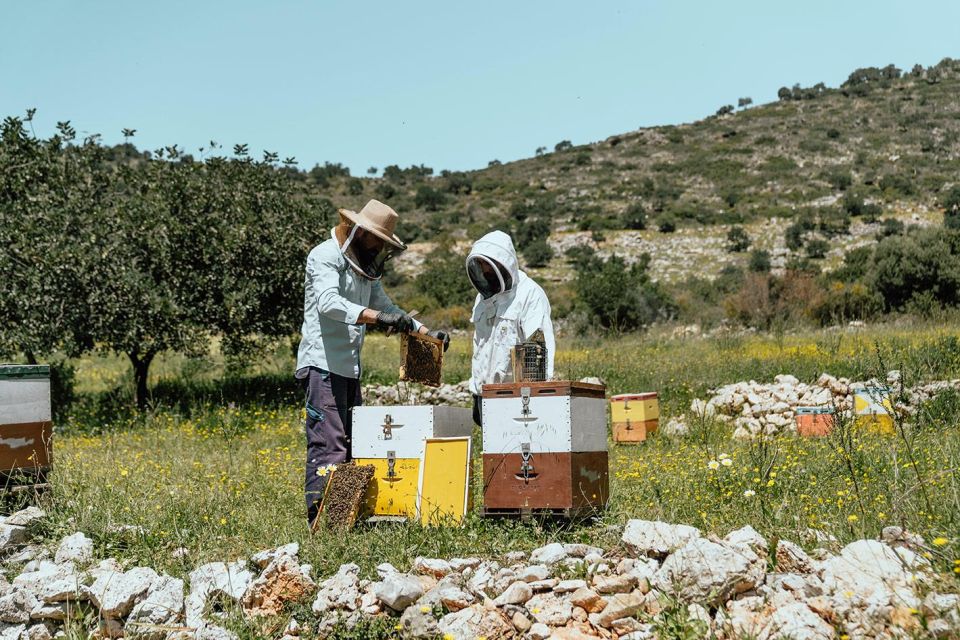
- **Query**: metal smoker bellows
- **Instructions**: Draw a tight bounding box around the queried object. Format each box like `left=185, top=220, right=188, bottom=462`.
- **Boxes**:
left=511, top=342, right=547, bottom=382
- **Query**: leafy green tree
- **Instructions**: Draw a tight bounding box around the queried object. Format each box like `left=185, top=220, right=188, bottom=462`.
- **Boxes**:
left=657, top=214, right=677, bottom=233
left=574, top=253, right=675, bottom=332
left=726, top=226, right=751, bottom=253
left=554, top=140, right=573, bottom=152
left=738, top=97, right=753, bottom=108
left=715, top=105, right=734, bottom=116
left=414, top=248, right=474, bottom=307
left=805, top=239, right=830, bottom=259
left=748, top=250, right=771, bottom=273
left=868, top=228, right=960, bottom=310
left=444, top=172, right=473, bottom=195
left=348, top=178, right=364, bottom=195
left=621, top=204, right=648, bottom=230
left=523, top=239, right=554, bottom=268
left=414, top=185, right=446, bottom=211
left=942, top=185, right=960, bottom=229
left=513, top=217, right=551, bottom=250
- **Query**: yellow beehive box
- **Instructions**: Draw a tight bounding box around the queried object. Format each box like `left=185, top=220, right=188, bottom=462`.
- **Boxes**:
left=355, top=456, right=420, bottom=517
left=418, top=437, right=472, bottom=526
left=853, top=387, right=893, bottom=415
left=610, top=393, right=659, bottom=424
left=854, top=414, right=896, bottom=435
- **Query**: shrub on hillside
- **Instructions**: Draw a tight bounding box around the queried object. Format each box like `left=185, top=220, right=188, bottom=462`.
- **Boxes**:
left=810, top=281, right=884, bottom=326
left=414, top=185, right=446, bottom=211
left=621, top=204, right=648, bottom=230
left=726, top=226, right=750, bottom=253
left=943, top=185, right=960, bottom=229
left=805, top=239, right=830, bottom=259
left=414, top=248, right=475, bottom=308
left=574, top=253, right=675, bottom=332
left=513, top=217, right=551, bottom=250
left=877, top=218, right=905, bottom=239
left=523, top=239, right=554, bottom=268
left=657, top=214, right=678, bottom=233
left=867, top=228, right=960, bottom=311
left=748, top=250, right=771, bottom=273
left=724, top=272, right=822, bottom=329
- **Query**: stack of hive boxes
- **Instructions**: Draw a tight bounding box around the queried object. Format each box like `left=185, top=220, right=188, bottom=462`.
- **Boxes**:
left=352, top=406, right=473, bottom=522
left=0, top=365, right=53, bottom=487
left=609, top=392, right=659, bottom=443
left=853, top=387, right=895, bottom=434
left=480, top=381, right=609, bottom=518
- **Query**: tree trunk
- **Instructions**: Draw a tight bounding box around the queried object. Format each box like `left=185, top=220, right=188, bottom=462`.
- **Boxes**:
left=128, top=351, right=155, bottom=411
left=25, top=351, right=37, bottom=365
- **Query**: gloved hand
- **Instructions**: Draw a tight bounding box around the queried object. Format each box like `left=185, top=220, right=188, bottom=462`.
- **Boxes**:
left=376, top=311, right=416, bottom=334
left=427, top=329, right=451, bottom=352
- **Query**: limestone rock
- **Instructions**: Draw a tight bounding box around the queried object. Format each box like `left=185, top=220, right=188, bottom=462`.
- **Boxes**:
left=562, top=544, right=603, bottom=558
left=724, top=525, right=768, bottom=556
left=86, top=567, right=157, bottom=618
left=249, top=543, right=299, bottom=570
left=528, top=621, right=550, bottom=640
left=569, top=588, right=605, bottom=614
left=125, top=575, right=185, bottom=640
left=0, top=526, right=30, bottom=553
left=54, top=533, right=93, bottom=565
left=241, top=555, right=315, bottom=617
left=375, top=574, right=423, bottom=612
left=4, top=508, right=45, bottom=529
left=413, top=557, right=452, bottom=578
left=529, top=543, right=567, bottom=565
left=596, top=592, right=645, bottom=627
left=654, top=538, right=764, bottom=606
left=820, top=540, right=924, bottom=606
left=0, top=590, right=38, bottom=624
left=776, top=540, right=815, bottom=574
left=185, top=561, right=254, bottom=629
left=493, top=581, right=532, bottom=606
left=436, top=604, right=512, bottom=640
left=526, top=592, right=572, bottom=626
left=554, top=579, right=587, bottom=593
left=398, top=604, right=440, bottom=639
left=311, top=564, right=361, bottom=615
left=593, top=574, right=639, bottom=595
left=621, top=520, right=701, bottom=557
left=517, top=565, right=551, bottom=583
left=757, top=602, right=833, bottom=640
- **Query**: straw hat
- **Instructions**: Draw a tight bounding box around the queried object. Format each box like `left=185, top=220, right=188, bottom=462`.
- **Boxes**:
left=338, top=200, right=406, bottom=250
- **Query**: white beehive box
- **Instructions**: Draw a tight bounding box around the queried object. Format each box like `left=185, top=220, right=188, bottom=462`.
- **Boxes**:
left=352, top=405, right=474, bottom=459
left=481, top=382, right=607, bottom=454
left=0, top=365, right=53, bottom=473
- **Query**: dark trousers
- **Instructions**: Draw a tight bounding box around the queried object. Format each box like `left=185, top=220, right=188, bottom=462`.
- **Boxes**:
left=299, top=367, right=362, bottom=524
left=473, top=394, right=483, bottom=427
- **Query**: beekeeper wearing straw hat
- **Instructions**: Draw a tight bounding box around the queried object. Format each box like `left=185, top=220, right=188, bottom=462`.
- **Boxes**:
left=466, top=230, right=555, bottom=426
left=296, top=199, right=450, bottom=524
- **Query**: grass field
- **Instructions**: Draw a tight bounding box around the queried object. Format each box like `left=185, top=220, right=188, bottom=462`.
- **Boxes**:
left=41, top=322, right=960, bottom=592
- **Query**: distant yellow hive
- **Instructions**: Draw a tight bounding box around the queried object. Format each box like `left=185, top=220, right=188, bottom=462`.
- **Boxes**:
left=853, top=388, right=893, bottom=415
left=418, top=437, right=472, bottom=526
left=854, top=413, right=896, bottom=435
left=355, top=457, right=420, bottom=517
left=610, top=392, right=659, bottom=423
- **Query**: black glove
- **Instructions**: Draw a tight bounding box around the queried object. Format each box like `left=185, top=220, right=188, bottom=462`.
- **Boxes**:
left=376, top=311, right=415, bottom=334
left=428, top=329, right=451, bottom=352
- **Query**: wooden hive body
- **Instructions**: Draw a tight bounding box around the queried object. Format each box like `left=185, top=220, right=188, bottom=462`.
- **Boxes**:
left=480, top=382, right=608, bottom=516
left=0, top=366, right=53, bottom=479
left=352, top=406, right=473, bottom=518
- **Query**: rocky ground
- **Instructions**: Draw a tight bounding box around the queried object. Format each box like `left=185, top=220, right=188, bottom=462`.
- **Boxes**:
left=668, top=371, right=959, bottom=440
left=0, top=509, right=957, bottom=640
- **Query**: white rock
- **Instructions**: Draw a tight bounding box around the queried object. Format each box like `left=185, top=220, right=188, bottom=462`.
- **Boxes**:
left=622, top=520, right=701, bottom=557
left=13, top=562, right=82, bottom=603
left=436, top=604, right=512, bottom=640
left=86, top=567, right=158, bottom=618
left=528, top=622, right=550, bottom=640
left=0, top=590, right=38, bottom=623
left=4, top=508, right=45, bottom=528
left=562, top=544, right=603, bottom=558
left=0, top=526, right=29, bottom=553
left=54, top=533, right=93, bottom=565
left=554, top=579, right=587, bottom=593
left=240, top=555, right=315, bottom=618
left=185, top=562, right=254, bottom=629
left=311, top=563, right=361, bottom=614
left=375, top=562, right=398, bottom=579
left=125, top=575, right=184, bottom=640
left=529, top=543, right=567, bottom=565
left=653, top=538, right=764, bottom=606
left=776, top=540, right=815, bottom=574
left=493, top=581, right=532, bottom=606
left=413, top=557, right=452, bottom=578
left=517, top=565, right=551, bottom=583
left=724, top=525, right=768, bottom=556
left=375, top=574, right=423, bottom=612
left=249, top=543, right=299, bottom=569
left=448, top=558, right=481, bottom=573
left=22, top=624, right=52, bottom=640
left=0, top=624, right=25, bottom=640
left=526, top=592, right=572, bottom=626
left=821, top=540, right=924, bottom=606
left=758, top=602, right=834, bottom=640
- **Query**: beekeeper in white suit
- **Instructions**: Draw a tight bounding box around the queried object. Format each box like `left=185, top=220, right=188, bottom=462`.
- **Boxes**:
left=466, top=230, right=555, bottom=425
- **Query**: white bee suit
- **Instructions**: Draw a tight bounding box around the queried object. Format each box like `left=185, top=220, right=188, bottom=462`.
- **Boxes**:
left=467, top=231, right=555, bottom=395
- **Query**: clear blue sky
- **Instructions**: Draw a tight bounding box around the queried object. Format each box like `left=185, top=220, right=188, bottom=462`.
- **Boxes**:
left=2, top=1, right=958, bottom=174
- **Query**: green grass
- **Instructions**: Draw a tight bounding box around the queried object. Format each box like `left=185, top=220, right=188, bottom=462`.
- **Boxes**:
left=30, top=322, right=960, bottom=637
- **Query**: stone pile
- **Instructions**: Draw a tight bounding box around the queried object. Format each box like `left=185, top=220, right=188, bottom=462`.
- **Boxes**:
left=681, top=372, right=960, bottom=440
left=1, top=509, right=957, bottom=640
left=361, top=381, right=472, bottom=407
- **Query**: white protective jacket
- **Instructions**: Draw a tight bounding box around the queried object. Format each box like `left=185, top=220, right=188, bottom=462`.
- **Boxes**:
left=467, top=231, right=555, bottom=395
